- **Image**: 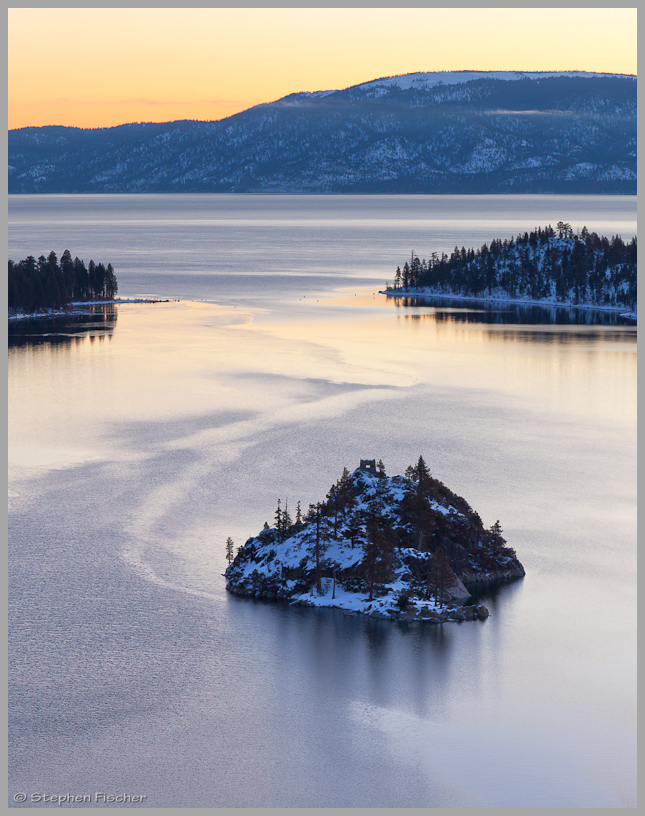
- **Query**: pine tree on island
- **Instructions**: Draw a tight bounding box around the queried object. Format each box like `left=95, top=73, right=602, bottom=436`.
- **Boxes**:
left=274, top=499, right=282, bottom=541
left=225, top=537, right=235, bottom=565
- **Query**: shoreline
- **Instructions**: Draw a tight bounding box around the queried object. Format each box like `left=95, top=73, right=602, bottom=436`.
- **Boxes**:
left=227, top=584, right=491, bottom=624
left=380, top=288, right=637, bottom=320
left=8, top=298, right=174, bottom=322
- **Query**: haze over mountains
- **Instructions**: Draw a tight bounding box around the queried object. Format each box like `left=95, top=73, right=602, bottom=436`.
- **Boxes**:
left=8, top=70, right=636, bottom=194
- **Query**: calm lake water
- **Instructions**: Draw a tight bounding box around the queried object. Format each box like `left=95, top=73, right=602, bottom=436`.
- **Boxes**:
left=8, top=195, right=637, bottom=807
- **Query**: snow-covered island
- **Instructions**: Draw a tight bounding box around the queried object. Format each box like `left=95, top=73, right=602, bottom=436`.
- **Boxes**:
left=383, top=223, right=637, bottom=319
left=225, top=459, right=525, bottom=623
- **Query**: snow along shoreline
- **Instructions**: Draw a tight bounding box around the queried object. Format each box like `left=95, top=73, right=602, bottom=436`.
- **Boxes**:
left=8, top=298, right=175, bottom=322
left=285, top=582, right=491, bottom=624
left=380, top=289, right=637, bottom=321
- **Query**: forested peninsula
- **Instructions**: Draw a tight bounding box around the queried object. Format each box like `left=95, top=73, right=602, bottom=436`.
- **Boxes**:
left=385, top=223, right=636, bottom=314
left=8, top=250, right=118, bottom=315
left=225, top=459, right=524, bottom=623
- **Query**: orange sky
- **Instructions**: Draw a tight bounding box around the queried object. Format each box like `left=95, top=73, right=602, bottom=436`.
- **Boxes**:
left=8, top=7, right=638, bottom=130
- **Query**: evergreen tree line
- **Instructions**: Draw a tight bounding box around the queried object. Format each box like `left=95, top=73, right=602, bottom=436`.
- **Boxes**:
left=388, top=223, right=637, bottom=310
left=8, top=249, right=118, bottom=313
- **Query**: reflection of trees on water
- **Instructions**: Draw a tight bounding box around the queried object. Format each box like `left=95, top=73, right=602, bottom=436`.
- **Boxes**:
left=8, top=305, right=117, bottom=349
left=400, top=313, right=633, bottom=345
left=389, top=295, right=636, bottom=327
left=466, top=577, right=525, bottom=619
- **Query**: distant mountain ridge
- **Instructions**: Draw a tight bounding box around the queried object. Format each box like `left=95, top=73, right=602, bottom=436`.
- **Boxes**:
left=8, top=70, right=636, bottom=194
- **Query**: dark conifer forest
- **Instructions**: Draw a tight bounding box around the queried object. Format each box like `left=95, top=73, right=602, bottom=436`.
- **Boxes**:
left=388, top=223, right=637, bottom=311
left=8, top=250, right=118, bottom=313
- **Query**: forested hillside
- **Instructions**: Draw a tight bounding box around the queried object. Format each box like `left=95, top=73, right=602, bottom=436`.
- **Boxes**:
left=9, top=71, right=636, bottom=194
left=388, top=223, right=637, bottom=311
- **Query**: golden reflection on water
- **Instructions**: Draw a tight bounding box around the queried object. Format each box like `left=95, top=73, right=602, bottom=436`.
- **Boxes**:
left=8, top=299, right=636, bottom=483
left=245, top=305, right=635, bottom=426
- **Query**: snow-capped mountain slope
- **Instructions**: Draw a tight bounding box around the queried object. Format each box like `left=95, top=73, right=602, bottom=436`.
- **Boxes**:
left=8, top=71, right=636, bottom=193
left=355, top=69, right=628, bottom=91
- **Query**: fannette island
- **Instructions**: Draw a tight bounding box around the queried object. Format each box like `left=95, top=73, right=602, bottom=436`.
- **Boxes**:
left=225, top=458, right=525, bottom=623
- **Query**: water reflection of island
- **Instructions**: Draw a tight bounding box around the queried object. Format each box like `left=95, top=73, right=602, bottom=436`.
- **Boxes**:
left=388, top=294, right=636, bottom=326
left=8, top=305, right=117, bottom=348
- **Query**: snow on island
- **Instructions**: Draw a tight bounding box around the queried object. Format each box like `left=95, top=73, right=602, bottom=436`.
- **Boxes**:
left=225, top=459, right=525, bottom=623
left=383, top=224, right=637, bottom=319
